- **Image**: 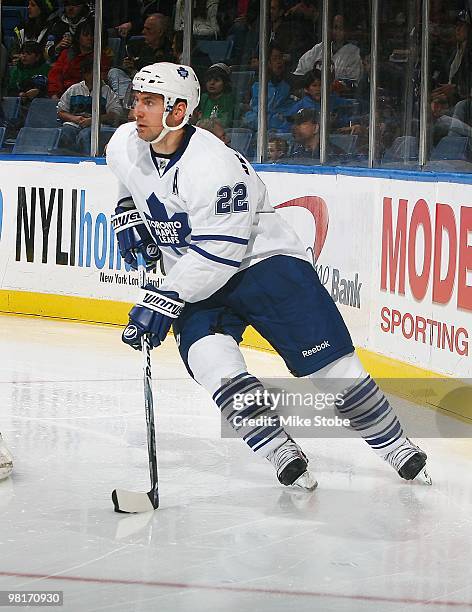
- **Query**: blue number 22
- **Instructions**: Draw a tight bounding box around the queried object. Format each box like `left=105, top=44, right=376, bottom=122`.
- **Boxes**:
left=215, top=182, right=248, bottom=214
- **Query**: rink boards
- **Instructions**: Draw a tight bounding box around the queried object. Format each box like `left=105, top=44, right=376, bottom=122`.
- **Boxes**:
left=0, top=159, right=471, bottom=420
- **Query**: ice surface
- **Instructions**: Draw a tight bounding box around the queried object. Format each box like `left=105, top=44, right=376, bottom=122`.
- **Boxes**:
left=0, top=315, right=471, bottom=612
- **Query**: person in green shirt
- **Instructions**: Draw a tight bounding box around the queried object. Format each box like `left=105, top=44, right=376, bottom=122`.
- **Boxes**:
left=197, top=62, right=236, bottom=127
left=8, top=40, right=50, bottom=99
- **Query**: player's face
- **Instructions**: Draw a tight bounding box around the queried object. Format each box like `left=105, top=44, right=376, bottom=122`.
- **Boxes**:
left=133, top=92, right=166, bottom=141
left=133, top=93, right=187, bottom=141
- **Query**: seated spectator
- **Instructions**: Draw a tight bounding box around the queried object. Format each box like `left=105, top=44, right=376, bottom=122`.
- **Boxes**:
left=174, top=0, right=219, bottom=39
left=57, top=58, right=122, bottom=155
left=286, top=69, right=354, bottom=127
left=244, top=44, right=292, bottom=132
left=292, top=14, right=362, bottom=87
left=6, top=40, right=50, bottom=134
left=11, top=0, right=58, bottom=64
left=48, top=18, right=111, bottom=99
left=45, top=0, right=93, bottom=62
left=196, top=63, right=235, bottom=127
left=290, top=107, right=320, bottom=159
left=451, top=96, right=472, bottom=132
left=7, top=41, right=50, bottom=98
left=267, top=135, right=289, bottom=161
left=335, top=96, right=398, bottom=158
left=111, top=0, right=175, bottom=38
left=196, top=117, right=229, bottom=144
left=432, top=9, right=472, bottom=106
left=290, top=107, right=346, bottom=162
left=107, top=13, right=173, bottom=100
left=427, top=94, right=472, bottom=147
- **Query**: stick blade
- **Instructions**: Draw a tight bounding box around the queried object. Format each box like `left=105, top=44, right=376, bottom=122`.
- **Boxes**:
left=112, top=488, right=158, bottom=514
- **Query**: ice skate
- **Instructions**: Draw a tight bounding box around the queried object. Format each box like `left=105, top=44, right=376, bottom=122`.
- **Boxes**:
left=0, top=434, right=13, bottom=480
left=267, top=438, right=317, bottom=490
left=384, top=438, right=431, bottom=485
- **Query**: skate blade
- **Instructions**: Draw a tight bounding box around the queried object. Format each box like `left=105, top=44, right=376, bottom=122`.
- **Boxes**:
left=417, top=467, right=432, bottom=485
left=292, top=470, right=318, bottom=491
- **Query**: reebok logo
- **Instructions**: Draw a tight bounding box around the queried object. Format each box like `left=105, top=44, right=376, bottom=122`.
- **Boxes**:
left=302, top=340, right=330, bottom=357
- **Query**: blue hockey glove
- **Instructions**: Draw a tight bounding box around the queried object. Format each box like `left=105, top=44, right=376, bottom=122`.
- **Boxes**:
left=111, top=205, right=161, bottom=271
left=122, top=284, right=185, bottom=350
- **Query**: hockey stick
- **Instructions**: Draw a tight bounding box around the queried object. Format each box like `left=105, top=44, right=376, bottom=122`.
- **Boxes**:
left=112, top=253, right=160, bottom=513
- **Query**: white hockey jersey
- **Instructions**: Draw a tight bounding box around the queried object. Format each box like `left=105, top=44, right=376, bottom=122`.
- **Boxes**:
left=106, top=122, right=309, bottom=303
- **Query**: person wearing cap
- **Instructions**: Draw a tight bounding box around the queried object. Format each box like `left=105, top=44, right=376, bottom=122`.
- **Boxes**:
left=290, top=107, right=346, bottom=162
left=45, top=0, right=93, bottom=62
left=290, top=108, right=320, bottom=160
left=197, top=63, right=236, bottom=128
left=11, top=0, right=58, bottom=64
left=432, top=9, right=472, bottom=105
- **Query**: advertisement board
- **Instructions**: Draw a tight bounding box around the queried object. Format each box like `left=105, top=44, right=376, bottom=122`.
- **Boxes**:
left=1, top=161, right=471, bottom=380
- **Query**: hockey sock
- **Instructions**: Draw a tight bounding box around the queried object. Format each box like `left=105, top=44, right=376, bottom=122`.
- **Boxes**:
left=335, top=375, right=404, bottom=455
left=213, top=372, right=288, bottom=457
left=308, top=352, right=407, bottom=456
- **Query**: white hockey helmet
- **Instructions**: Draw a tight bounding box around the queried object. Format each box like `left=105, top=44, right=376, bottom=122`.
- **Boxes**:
left=130, top=62, right=200, bottom=144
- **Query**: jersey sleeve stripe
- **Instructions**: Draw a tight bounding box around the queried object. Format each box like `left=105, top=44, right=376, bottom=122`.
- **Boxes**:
left=189, top=244, right=241, bottom=268
left=191, top=234, right=249, bottom=245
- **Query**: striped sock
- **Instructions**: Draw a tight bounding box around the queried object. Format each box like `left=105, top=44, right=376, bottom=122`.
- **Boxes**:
left=336, top=376, right=405, bottom=455
left=213, top=372, right=288, bottom=457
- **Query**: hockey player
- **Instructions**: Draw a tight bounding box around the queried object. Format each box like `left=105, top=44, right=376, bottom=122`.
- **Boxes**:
left=107, top=62, right=430, bottom=490
left=0, top=433, right=13, bottom=480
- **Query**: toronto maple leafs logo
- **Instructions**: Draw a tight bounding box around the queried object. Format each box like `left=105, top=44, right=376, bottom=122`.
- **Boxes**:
left=144, top=193, right=191, bottom=247
left=177, top=66, right=189, bottom=79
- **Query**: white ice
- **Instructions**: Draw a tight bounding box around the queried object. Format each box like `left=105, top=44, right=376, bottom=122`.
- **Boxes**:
left=0, top=314, right=471, bottom=612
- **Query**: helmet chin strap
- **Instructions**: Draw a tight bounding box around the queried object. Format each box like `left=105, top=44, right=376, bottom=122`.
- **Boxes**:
left=150, top=111, right=188, bottom=146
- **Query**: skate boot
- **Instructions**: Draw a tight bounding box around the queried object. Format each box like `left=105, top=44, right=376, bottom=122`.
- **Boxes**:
left=267, top=438, right=317, bottom=490
left=0, top=434, right=13, bottom=480
left=384, top=438, right=431, bottom=484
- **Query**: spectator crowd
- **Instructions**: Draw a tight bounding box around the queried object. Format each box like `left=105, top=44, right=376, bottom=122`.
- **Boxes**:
left=0, top=0, right=471, bottom=166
